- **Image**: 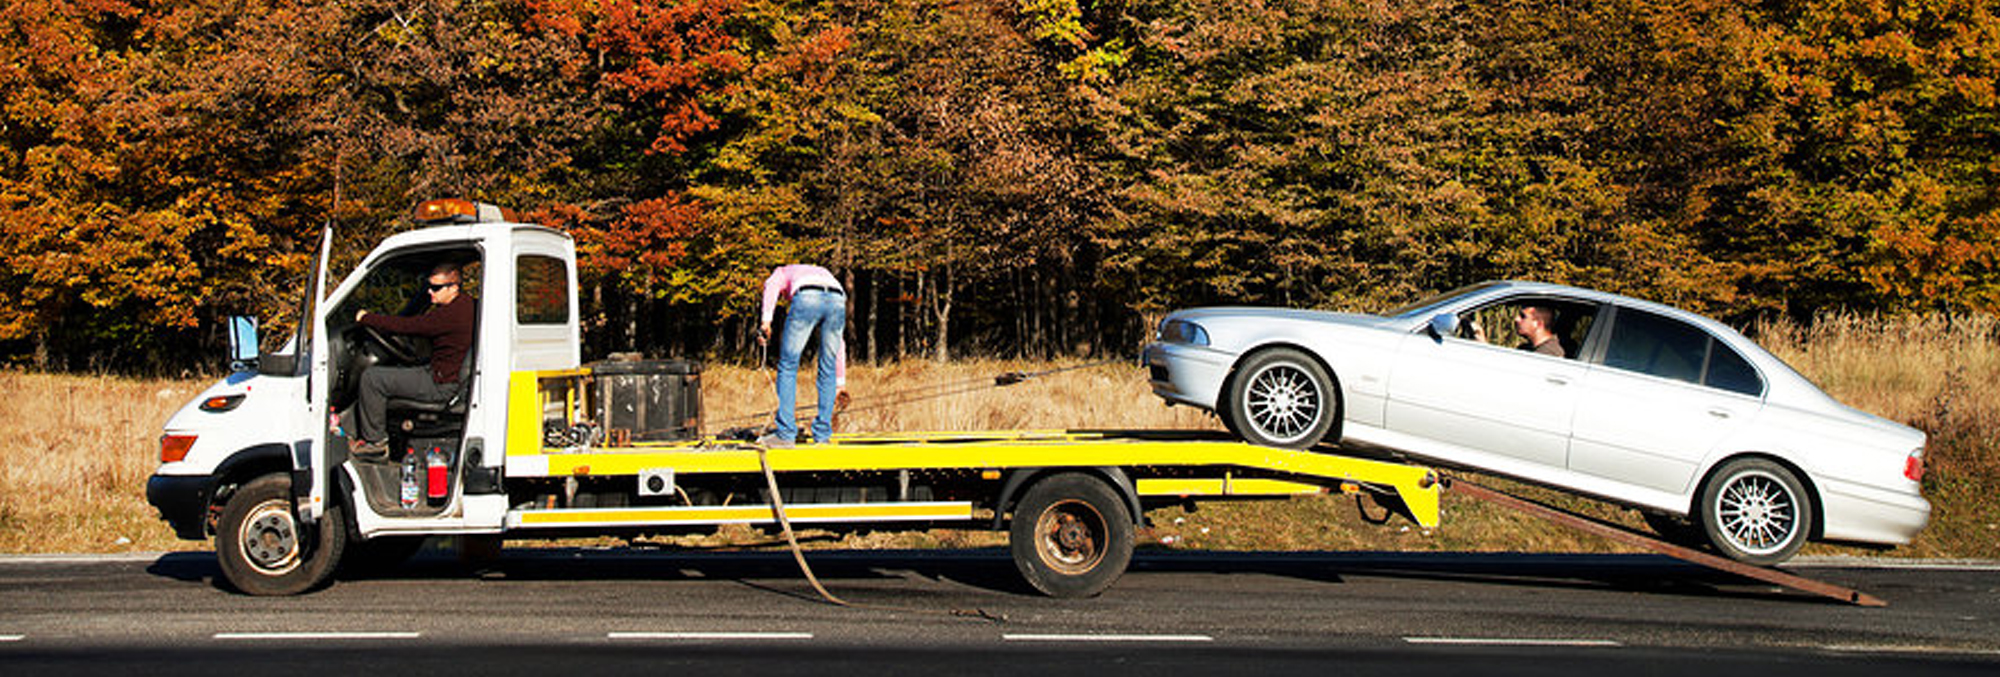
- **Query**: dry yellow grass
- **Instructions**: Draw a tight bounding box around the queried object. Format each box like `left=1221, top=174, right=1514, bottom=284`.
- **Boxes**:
left=3, top=315, right=1995, bottom=558
left=0, top=371, right=212, bottom=553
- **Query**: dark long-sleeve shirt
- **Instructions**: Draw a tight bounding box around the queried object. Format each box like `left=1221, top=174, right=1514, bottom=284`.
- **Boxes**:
left=359, top=295, right=476, bottom=384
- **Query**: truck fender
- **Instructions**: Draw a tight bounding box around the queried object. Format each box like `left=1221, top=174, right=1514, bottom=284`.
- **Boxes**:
left=990, top=467, right=1145, bottom=530
left=211, top=443, right=296, bottom=502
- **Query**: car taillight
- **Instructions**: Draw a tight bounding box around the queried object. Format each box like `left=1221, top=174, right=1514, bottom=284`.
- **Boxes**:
left=1904, top=448, right=1925, bottom=482
left=161, top=435, right=197, bottom=463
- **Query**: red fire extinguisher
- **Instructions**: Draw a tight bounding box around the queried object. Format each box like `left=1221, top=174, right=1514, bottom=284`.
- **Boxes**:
left=426, top=446, right=448, bottom=500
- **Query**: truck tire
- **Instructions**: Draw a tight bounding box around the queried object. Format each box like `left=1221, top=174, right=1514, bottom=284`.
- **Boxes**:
left=216, top=474, right=347, bottom=595
left=1226, top=348, right=1337, bottom=449
left=1699, top=458, right=1813, bottom=566
left=1009, top=473, right=1133, bottom=598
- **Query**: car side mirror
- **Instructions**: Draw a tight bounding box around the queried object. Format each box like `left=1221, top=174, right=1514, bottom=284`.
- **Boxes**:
left=227, top=316, right=259, bottom=371
left=1426, top=313, right=1459, bottom=340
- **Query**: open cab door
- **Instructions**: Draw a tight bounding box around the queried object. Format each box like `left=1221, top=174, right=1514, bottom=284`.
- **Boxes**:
left=300, top=224, right=337, bottom=524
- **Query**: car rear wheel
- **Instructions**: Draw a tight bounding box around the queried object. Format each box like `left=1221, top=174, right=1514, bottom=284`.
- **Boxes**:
left=1699, top=458, right=1813, bottom=566
left=1226, top=348, right=1337, bottom=449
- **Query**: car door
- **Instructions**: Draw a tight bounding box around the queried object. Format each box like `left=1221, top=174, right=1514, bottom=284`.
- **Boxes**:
left=1384, top=297, right=1597, bottom=470
left=1568, top=306, right=1766, bottom=496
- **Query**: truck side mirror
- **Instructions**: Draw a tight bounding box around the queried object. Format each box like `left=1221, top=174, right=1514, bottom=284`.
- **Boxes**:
left=1426, top=313, right=1459, bottom=340
left=228, top=316, right=259, bottom=371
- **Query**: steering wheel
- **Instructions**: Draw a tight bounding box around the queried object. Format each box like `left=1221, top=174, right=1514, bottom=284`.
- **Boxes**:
left=353, top=323, right=427, bottom=365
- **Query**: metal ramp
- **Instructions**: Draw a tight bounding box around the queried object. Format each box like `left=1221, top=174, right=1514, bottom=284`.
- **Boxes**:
left=1443, top=476, right=1886, bottom=607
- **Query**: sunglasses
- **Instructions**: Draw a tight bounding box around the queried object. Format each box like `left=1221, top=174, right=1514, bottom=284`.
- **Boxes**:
left=426, top=282, right=458, bottom=292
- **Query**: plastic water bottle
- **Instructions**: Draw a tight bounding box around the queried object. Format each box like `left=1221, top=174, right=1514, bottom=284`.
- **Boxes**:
left=400, top=450, right=420, bottom=509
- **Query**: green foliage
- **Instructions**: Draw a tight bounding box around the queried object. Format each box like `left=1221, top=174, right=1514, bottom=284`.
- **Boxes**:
left=2, top=0, right=1996, bottom=371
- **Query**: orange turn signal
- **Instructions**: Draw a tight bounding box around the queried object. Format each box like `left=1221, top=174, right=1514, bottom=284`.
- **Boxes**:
left=160, top=435, right=197, bottom=463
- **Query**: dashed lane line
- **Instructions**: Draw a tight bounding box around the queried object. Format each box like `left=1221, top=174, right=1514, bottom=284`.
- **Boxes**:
left=0, top=635, right=24, bottom=642
left=214, top=632, right=422, bottom=641
left=1003, top=634, right=1214, bottom=643
left=608, top=632, right=814, bottom=641
left=1821, top=644, right=2000, bottom=656
left=1405, top=637, right=1622, bottom=647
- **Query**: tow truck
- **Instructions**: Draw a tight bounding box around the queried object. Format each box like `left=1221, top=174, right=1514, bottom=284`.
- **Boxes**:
left=146, top=200, right=1889, bottom=606
left=146, top=200, right=1443, bottom=596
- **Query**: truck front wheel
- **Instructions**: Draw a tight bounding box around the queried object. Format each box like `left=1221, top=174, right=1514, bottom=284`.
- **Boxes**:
left=216, top=474, right=347, bottom=595
left=1009, top=473, right=1134, bottom=598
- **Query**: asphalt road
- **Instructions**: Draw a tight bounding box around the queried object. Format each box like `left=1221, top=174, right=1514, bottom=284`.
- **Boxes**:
left=3, top=548, right=1997, bottom=675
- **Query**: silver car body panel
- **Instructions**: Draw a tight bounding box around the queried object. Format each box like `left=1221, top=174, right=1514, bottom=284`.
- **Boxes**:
left=1143, top=280, right=1930, bottom=547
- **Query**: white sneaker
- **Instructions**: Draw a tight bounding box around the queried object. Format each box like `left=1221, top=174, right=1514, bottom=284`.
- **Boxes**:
left=755, top=433, right=796, bottom=449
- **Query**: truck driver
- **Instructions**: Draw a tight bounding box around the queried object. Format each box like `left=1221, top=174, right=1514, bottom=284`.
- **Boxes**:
left=344, top=262, right=476, bottom=459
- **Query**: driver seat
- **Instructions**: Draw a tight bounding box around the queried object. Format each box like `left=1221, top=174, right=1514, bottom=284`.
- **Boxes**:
left=386, top=325, right=476, bottom=439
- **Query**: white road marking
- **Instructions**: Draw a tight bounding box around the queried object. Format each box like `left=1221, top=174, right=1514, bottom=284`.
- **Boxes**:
left=0, top=635, right=24, bottom=642
left=1790, top=556, right=2000, bottom=571
left=1405, top=637, right=1621, bottom=647
left=214, top=632, right=422, bottom=640
left=0, top=554, right=165, bottom=565
left=1003, top=634, right=1214, bottom=642
left=608, top=632, right=813, bottom=640
left=1821, top=644, right=2000, bottom=656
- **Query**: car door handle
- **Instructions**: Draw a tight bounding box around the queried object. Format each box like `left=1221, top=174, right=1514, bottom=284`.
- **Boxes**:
left=1545, top=374, right=1571, bottom=386
left=1707, top=407, right=1733, bottom=419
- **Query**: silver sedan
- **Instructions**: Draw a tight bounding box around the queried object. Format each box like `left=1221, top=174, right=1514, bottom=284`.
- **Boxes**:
left=1142, top=281, right=1931, bottom=565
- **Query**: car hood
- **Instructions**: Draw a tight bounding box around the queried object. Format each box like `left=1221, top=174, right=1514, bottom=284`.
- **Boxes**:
left=1170, top=306, right=1393, bottom=329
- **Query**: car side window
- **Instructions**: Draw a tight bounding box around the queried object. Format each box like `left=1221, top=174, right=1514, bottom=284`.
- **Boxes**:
left=1454, top=297, right=1596, bottom=359
left=1602, top=309, right=1707, bottom=384
left=1602, top=308, right=1763, bottom=396
left=1704, top=342, right=1763, bottom=396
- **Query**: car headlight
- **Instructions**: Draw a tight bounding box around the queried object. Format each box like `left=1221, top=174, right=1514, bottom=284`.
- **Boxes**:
left=1160, top=319, right=1210, bottom=346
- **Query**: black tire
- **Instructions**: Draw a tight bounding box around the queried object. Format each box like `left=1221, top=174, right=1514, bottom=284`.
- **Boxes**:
left=1225, top=348, right=1338, bottom=449
left=1215, top=402, right=1242, bottom=438
left=1699, top=458, right=1814, bottom=566
left=1641, top=512, right=1706, bottom=549
left=216, top=475, right=347, bottom=595
left=340, top=535, right=427, bottom=577
left=1009, top=473, right=1134, bottom=598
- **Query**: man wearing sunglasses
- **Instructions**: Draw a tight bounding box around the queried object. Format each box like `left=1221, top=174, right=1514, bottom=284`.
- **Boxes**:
left=345, top=263, right=476, bottom=460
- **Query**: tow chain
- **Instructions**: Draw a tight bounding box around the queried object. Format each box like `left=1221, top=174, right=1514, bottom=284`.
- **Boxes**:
left=755, top=446, right=1005, bottom=622
left=735, top=356, right=1124, bottom=617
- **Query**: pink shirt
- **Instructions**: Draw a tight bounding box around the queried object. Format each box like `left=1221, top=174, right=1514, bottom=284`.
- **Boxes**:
left=761, top=264, right=847, bottom=385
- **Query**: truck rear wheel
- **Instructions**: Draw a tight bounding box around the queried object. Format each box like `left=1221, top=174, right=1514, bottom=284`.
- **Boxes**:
left=216, top=474, right=347, bottom=595
left=1009, top=473, right=1133, bottom=598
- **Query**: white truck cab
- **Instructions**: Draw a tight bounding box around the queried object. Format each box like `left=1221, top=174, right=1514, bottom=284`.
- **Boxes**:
left=148, top=199, right=580, bottom=594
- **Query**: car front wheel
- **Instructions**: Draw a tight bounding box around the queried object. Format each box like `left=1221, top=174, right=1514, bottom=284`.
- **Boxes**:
left=1699, top=458, right=1813, bottom=566
left=1226, top=348, right=1337, bottom=449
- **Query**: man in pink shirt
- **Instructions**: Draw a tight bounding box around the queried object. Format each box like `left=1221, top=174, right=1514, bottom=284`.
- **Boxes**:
left=756, top=264, right=848, bottom=447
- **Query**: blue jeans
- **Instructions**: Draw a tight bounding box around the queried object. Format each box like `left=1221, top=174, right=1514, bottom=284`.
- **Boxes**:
left=774, top=288, right=846, bottom=443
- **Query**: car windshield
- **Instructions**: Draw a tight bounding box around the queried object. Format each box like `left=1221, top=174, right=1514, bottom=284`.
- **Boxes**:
left=1381, top=281, right=1506, bottom=319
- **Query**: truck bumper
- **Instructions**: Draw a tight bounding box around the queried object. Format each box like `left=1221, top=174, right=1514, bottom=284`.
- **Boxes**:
left=146, top=474, right=212, bottom=540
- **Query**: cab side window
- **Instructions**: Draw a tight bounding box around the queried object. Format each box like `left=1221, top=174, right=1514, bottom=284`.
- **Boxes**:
left=1602, top=308, right=1764, bottom=396
left=517, top=255, right=569, bottom=325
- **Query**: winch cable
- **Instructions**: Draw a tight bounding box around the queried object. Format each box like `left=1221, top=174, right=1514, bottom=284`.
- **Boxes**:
left=754, top=446, right=1005, bottom=622
left=714, top=357, right=1129, bottom=429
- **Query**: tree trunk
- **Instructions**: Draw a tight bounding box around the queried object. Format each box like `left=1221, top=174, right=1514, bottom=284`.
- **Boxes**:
left=864, top=269, right=878, bottom=364
left=932, top=264, right=952, bottom=362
